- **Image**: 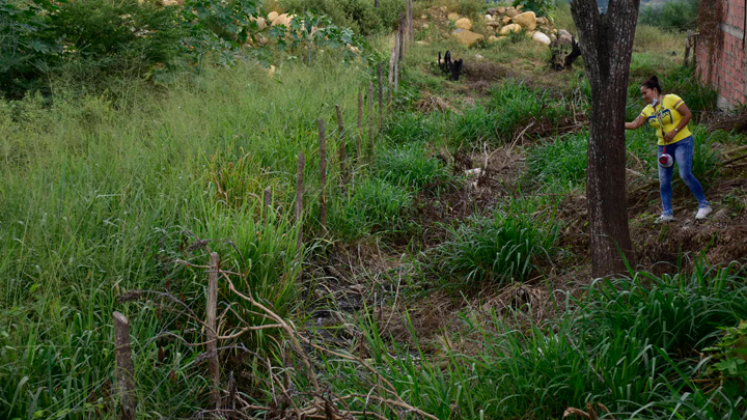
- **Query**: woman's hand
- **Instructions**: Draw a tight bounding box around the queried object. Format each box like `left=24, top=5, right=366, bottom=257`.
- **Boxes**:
left=625, top=115, right=646, bottom=130
left=663, top=130, right=677, bottom=142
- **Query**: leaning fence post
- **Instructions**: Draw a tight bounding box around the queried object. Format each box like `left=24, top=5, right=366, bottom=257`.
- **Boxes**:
left=318, top=120, right=327, bottom=232
left=206, top=252, right=221, bottom=409
left=335, top=104, right=349, bottom=188
left=113, top=312, right=136, bottom=420
left=357, top=92, right=364, bottom=163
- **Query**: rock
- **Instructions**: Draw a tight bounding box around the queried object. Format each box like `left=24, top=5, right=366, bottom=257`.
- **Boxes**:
left=487, top=7, right=498, bottom=15
left=421, top=14, right=427, bottom=19
left=485, top=14, right=493, bottom=21
left=713, top=208, right=730, bottom=222
left=502, top=16, right=512, bottom=25
left=452, top=29, right=484, bottom=47
left=417, top=40, right=430, bottom=45
left=505, top=7, right=519, bottom=18
left=448, top=12, right=461, bottom=21
left=550, top=34, right=557, bottom=42
left=475, top=54, right=484, bottom=60
left=537, top=17, right=549, bottom=26
left=532, top=32, right=552, bottom=45
left=512, top=11, right=537, bottom=31
left=526, top=30, right=536, bottom=38
left=499, top=24, right=521, bottom=35
left=558, top=29, right=573, bottom=46
left=161, top=0, right=180, bottom=6
left=487, top=20, right=501, bottom=28
left=252, top=16, right=267, bottom=30
left=266, top=64, right=276, bottom=79
left=516, top=4, right=523, bottom=10
left=455, top=17, right=472, bottom=30
left=497, top=6, right=506, bottom=14
left=422, top=23, right=430, bottom=29
left=257, top=35, right=269, bottom=46
left=488, top=35, right=499, bottom=44
left=272, top=13, right=292, bottom=27
left=268, top=11, right=278, bottom=22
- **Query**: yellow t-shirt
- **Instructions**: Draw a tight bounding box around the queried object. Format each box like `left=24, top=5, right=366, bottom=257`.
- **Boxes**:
left=640, top=94, right=692, bottom=145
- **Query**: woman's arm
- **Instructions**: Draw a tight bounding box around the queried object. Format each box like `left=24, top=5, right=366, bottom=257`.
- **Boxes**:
left=663, top=101, right=693, bottom=142
left=625, top=115, right=647, bottom=130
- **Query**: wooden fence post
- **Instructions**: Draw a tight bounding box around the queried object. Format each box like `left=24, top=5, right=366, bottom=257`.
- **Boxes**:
left=296, top=151, right=304, bottom=250
left=206, top=252, right=221, bottom=409
left=357, top=92, right=363, bottom=163
left=408, top=0, right=414, bottom=45
left=367, top=82, right=374, bottom=158
left=263, top=186, right=272, bottom=226
left=113, top=312, right=136, bottom=420
left=378, top=64, right=384, bottom=132
left=684, top=29, right=692, bottom=67
left=389, top=36, right=398, bottom=107
left=407, top=0, right=415, bottom=45
left=398, top=13, right=405, bottom=63
left=318, top=120, right=327, bottom=231
left=335, top=104, right=349, bottom=188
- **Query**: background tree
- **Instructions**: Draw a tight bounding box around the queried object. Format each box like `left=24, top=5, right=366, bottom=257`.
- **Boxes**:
left=570, top=0, right=640, bottom=277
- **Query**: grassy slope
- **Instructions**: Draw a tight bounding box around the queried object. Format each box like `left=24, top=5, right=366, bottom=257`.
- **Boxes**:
left=2, top=2, right=746, bottom=419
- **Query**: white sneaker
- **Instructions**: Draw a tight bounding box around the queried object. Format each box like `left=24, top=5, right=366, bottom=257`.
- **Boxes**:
left=656, top=214, right=675, bottom=223
left=695, top=206, right=712, bottom=220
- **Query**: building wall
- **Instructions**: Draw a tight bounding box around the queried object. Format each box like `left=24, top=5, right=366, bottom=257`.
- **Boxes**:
left=697, top=0, right=746, bottom=109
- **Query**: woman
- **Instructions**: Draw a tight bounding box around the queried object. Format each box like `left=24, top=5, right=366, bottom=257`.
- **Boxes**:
left=625, top=76, right=712, bottom=222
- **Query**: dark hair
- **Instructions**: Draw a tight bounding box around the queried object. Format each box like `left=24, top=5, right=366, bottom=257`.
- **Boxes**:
left=642, top=76, right=662, bottom=94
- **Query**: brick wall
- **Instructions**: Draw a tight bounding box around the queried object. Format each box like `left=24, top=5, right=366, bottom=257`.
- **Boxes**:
left=696, top=0, right=746, bottom=108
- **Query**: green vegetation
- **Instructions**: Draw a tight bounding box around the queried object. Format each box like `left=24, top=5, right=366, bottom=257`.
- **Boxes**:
left=431, top=197, right=560, bottom=287
left=639, top=0, right=700, bottom=31
left=3, top=1, right=745, bottom=419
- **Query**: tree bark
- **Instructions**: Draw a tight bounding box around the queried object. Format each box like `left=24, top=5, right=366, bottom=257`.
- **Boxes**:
left=570, top=0, right=639, bottom=278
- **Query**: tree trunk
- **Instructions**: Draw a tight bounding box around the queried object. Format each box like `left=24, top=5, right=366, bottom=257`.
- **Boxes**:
left=570, top=0, right=639, bottom=278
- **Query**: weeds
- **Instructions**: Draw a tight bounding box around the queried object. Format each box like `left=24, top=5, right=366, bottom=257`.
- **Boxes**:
left=431, top=197, right=560, bottom=287
left=375, top=142, right=452, bottom=191
left=328, top=177, right=413, bottom=241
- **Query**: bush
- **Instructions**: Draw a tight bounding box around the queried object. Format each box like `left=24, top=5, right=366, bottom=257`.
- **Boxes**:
left=432, top=197, right=559, bottom=287
left=639, top=0, right=699, bottom=31
left=279, top=0, right=403, bottom=35
left=0, top=0, right=62, bottom=98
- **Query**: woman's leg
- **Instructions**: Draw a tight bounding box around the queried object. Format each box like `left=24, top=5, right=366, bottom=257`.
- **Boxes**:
left=658, top=145, right=674, bottom=216
left=674, top=137, right=710, bottom=208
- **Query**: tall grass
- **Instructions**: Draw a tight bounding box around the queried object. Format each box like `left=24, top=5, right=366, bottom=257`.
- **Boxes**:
left=309, top=261, right=747, bottom=420
left=0, top=53, right=367, bottom=419
left=430, top=197, right=560, bottom=287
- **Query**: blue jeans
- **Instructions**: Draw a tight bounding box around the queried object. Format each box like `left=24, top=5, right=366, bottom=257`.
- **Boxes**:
left=658, top=136, right=710, bottom=216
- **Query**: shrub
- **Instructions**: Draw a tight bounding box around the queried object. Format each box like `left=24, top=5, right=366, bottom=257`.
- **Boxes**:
left=279, top=0, right=403, bottom=35
left=639, top=0, right=699, bottom=31
left=0, top=0, right=62, bottom=98
left=433, top=197, right=559, bottom=287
